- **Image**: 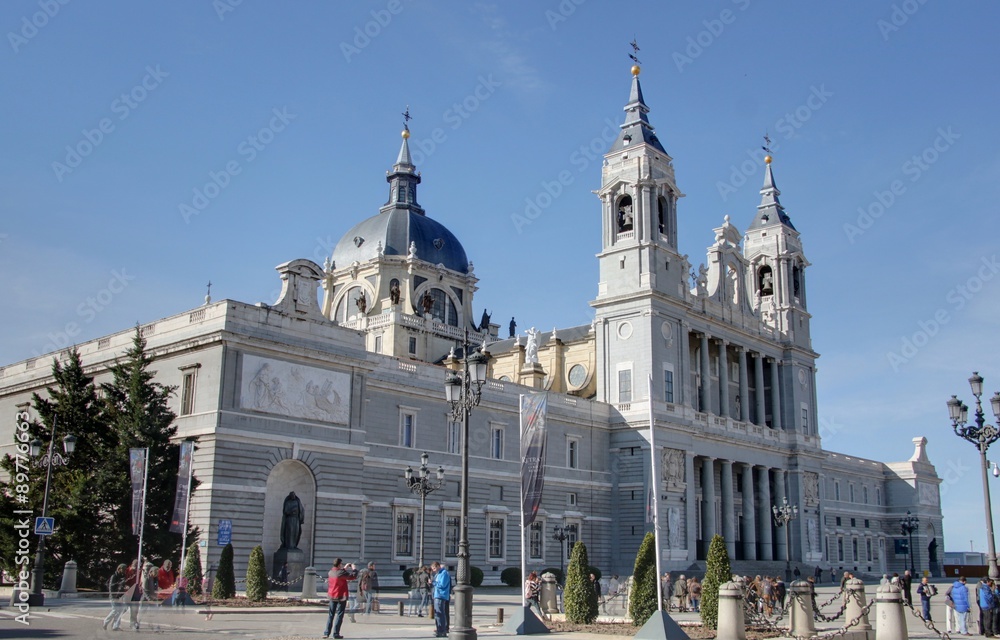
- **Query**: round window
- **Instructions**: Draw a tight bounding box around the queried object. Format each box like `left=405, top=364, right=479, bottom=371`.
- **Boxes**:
left=568, top=364, right=587, bottom=388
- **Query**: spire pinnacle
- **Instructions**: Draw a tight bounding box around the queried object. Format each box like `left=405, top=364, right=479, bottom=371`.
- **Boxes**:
left=395, top=106, right=414, bottom=167
left=609, top=39, right=665, bottom=154
left=749, top=144, right=795, bottom=230
left=384, top=109, right=423, bottom=215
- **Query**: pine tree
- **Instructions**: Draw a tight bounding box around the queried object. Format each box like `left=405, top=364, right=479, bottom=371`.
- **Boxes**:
left=700, top=534, right=732, bottom=629
left=564, top=541, right=598, bottom=624
left=213, top=543, right=236, bottom=600
left=183, top=542, right=203, bottom=596
left=101, top=328, right=198, bottom=570
left=245, top=545, right=268, bottom=601
left=0, top=350, right=121, bottom=589
left=628, top=532, right=658, bottom=626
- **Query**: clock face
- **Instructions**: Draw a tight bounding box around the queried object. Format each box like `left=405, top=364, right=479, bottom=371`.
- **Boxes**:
left=568, top=364, right=587, bottom=388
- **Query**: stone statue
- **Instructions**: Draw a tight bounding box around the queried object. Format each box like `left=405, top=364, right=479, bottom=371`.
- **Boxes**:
left=389, top=281, right=400, bottom=305
left=804, top=472, right=819, bottom=505
left=280, top=491, right=305, bottom=550
left=508, top=317, right=517, bottom=338
left=420, top=291, right=434, bottom=315
left=479, top=309, right=491, bottom=332
left=525, top=327, right=539, bottom=364
left=355, top=291, right=367, bottom=314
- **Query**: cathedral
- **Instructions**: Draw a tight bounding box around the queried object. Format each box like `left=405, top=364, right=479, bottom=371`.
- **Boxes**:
left=0, top=63, right=944, bottom=585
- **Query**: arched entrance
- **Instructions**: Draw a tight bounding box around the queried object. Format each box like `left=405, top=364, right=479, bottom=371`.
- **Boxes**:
left=263, top=460, right=316, bottom=587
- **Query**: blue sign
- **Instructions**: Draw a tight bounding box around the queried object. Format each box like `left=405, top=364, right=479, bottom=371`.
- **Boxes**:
left=34, top=517, right=55, bottom=536
left=218, top=519, right=232, bottom=546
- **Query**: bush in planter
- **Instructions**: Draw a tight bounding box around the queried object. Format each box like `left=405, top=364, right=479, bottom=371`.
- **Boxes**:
left=245, top=545, right=268, bottom=602
left=212, top=543, right=235, bottom=600
left=470, top=566, right=484, bottom=587
left=700, top=534, right=732, bottom=630
left=564, top=541, right=598, bottom=624
left=183, top=542, right=203, bottom=596
left=628, top=532, right=657, bottom=626
left=500, top=567, right=522, bottom=587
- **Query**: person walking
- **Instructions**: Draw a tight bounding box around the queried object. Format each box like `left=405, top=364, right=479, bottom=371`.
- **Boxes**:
left=102, top=564, right=128, bottom=631
left=902, top=569, right=914, bottom=608
left=358, top=562, right=380, bottom=614
left=525, top=571, right=544, bottom=619
left=945, top=580, right=958, bottom=633
left=417, top=565, right=431, bottom=617
left=323, top=559, right=357, bottom=639
left=688, top=576, right=702, bottom=613
left=661, top=573, right=673, bottom=612
left=432, top=561, right=452, bottom=638
left=952, top=576, right=972, bottom=636
left=674, top=574, right=687, bottom=612
left=917, top=576, right=937, bottom=621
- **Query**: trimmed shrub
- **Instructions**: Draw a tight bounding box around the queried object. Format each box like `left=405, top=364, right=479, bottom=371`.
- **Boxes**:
left=700, top=534, right=732, bottom=629
left=629, top=532, right=658, bottom=626
left=500, top=567, right=522, bottom=587
left=212, top=543, right=236, bottom=600
left=541, top=567, right=564, bottom=584
left=564, top=541, right=598, bottom=624
left=245, top=545, right=268, bottom=602
left=470, top=566, right=484, bottom=588
left=183, top=542, right=203, bottom=596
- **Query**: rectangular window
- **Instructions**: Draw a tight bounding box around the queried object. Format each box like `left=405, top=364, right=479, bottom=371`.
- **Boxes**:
left=567, top=438, right=579, bottom=469
left=447, top=421, right=461, bottom=455
left=445, top=515, right=460, bottom=557
left=853, top=538, right=859, bottom=562
left=567, top=492, right=577, bottom=507
left=618, top=368, right=632, bottom=403
left=565, top=524, right=579, bottom=560
left=395, top=512, right=414, bottom=557
left=374, top=335, right=382, bottom=354
left=863, top=486, right=869, bottom=504
left=825, top=537, right=831, bottom=562
left=837, top=537, right=844, bottom=562
left=529, top=522, right=543, bottom=560
left=867, top=539, right=873, bottom=562
left=400, top=412, right=415, bottom=448
left=864, top=519, right=870, bottom=529
left=663, top=366, right=675, bottom=403
left=408, top=337, right=417, bottom=354
left=836, top=516, right=841, bottom=526
left=711, top=355, right=719, bottom=377
left=850, top=484, right=855, bottom=503
left=801, top=403, right=810, bottom=432
left=181, top=371, right=197, bottom=416
left=835, top=482, right=841, bottom=501
left=489, top=518, right=505, bottom=559
left=491, top=426, right=504, bottom=460
left=850, top=518, right=856, bottom=527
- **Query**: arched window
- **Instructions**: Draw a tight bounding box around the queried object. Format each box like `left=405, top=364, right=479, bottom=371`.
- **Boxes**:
left=334, top=286, right=366, bottom=322
left=657, top=196, right=667, bottom=235
left=616, top=195, right=634, bottom=232
left=758, top=265, right=774, bottom=296
left=792, top=264, right=802, bottom=298
left=423, top=288, right=459, bottom=326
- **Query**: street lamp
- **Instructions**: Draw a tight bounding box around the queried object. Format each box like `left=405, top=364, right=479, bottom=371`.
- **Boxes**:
left=404, top=451, right=445, bottom=569
left=948, top=371, right=1000, bottom=579
left=28, top=418, right=77, bottom=606
left=772, top=496, right=798, bottom=583
left=900, top=511, right=919, bottom=575
left=552, top=524, right=576, bottom=585
left=444, top=328, right=488, bottom=640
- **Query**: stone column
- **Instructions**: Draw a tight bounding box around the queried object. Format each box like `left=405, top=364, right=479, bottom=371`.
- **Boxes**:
left=757, top=466, right=773, bottom=560
left=741, top=463, right=757, bottom=560
left=774, top=469, right=788, bottom=561
left=720, top=460, right=735, bottom=557
left=754, top=353, right=766, bottom=426
left=770, top=358, right=783, bottom=430
left=680, top=322, right=692, bottom=408
left=685, top=452, right=697, bottom=561
left=738, top=347, right=750, bottom=422
left=700, top=333, right=711, bottom=413
left=718, top=339, right=730, bottom=418
left=701, top=457, right=717, bottom=549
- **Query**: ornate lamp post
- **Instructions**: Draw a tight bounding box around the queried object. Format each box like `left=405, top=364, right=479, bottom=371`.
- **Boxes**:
left=444, top=329, right=488, bottom=640
left=28, top=419, right=77, bottom=606
left=948, top=371, right=1000, bottom=579
left=552, top=524, right=575, bottom=584
left=772, top=496, right=798, bottom=583
left=900, top=511, right=918, bottom=575
left=405, top=451, right=445, bottom=569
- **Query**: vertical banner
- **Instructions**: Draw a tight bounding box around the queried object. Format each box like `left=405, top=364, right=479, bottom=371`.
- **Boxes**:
left=129, top=448, right=147, bottom=536
left=519, top=392, right=548, bottom=526
left=170, top=441, right=194, bottom=534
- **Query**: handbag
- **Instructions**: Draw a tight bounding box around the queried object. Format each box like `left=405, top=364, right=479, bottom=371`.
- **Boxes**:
left=371, top=597, right=380, bottom=612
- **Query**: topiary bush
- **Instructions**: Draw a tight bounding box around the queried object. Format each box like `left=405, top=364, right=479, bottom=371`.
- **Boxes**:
left=212, top=543, right=235, bottom=600
left=470, top=566, right=484, bottom=587
left=245, top=545, right=268, bottom=602
left=183, top=542, right=203, bottom=596
left=564, top=541, right=599, bottom=624
left=700, top=534, right=732, bottom=629
left=500, top=567, right=522, bottom=587
left=541, top=567, right=564, bottom=584
left=629, top=532, right=658, bottom=626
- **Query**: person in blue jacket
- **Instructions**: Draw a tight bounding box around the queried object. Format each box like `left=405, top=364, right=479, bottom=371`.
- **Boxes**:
left=951, top=576, right=971, bottom=635
left=981, top=578, right=996, bottom=637
left=431, top=561, right=452, bottom=638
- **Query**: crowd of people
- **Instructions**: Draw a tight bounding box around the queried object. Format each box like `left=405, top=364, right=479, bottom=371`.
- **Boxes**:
left=658, top=573, right=704, bottom=612
left=102, top=557, right=189, bottom=631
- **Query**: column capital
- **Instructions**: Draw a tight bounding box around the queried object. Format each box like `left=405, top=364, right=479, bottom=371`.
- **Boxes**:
left=719, top=458, right=733, bottom=467
left=713, top=336, right=728, bottom=346
left=741, top=461, right=755, bottom=471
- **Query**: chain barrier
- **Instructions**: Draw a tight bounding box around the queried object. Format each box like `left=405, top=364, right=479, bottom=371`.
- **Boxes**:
left=818, top=586, right=845, bottom=609
left=812, top=589, right=849, bottom=623
left=906, top=600, right=952, bottom=640
left=810, top=594, right=876, bottom=640
left=738, top=580, right=789, bottom=635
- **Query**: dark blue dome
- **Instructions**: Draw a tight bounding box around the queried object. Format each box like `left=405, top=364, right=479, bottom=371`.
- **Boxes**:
left=332, top=208, right=469, bottom=274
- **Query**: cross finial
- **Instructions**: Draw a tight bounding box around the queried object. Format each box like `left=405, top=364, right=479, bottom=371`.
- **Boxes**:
left=628, top=38, right=642, bottom=65
left=402, top=105, right=412, bottom=127
left=762, top=132, right=772, bottom=155
left=205, top=281, right=212, bottom=305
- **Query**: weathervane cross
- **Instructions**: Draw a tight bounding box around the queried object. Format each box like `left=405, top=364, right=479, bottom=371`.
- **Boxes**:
left=762, top=132, right=773, bottom=155
left=402, top=105, right=412, bottom=125
left=629, top=38, right=641, bottom=65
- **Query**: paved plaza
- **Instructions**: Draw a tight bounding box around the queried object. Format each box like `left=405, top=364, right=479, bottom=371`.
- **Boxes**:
left=0, top=582, right=975, bottom=639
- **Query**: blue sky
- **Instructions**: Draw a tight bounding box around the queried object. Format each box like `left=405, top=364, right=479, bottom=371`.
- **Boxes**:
left=2, top=1, right=999, bottom=553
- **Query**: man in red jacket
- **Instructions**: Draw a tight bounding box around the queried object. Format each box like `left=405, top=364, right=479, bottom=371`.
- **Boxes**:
left=324, top=559, right=358, bottom=639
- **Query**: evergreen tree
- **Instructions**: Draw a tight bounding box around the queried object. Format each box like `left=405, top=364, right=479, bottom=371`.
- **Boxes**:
left=700, top=534, right=732, bottom=629
left=0, top=350, right=121, bottom=589
left=628, top=532, right=658, bottom=626
left=564, top=541, right=598, bottom=624
left=213, top=542, right=236, bottom=600
left=245, top=545, right=268, bottom=601
left=183, top=542, right=203, bottom=596
left=101, top=328, right=198, bottom=569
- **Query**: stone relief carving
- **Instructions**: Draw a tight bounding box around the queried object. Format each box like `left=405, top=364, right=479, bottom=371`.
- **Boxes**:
left=667, top=507, right=681, bottom=549
left=803, top=472, right=819, bottom=506
left=242, top=354, right=350, bottom=424
left=919, top=482, right=940, bottom=506
left=661, top=448, right=685, bottom=490
left=807, top=517, right=819, bottom=553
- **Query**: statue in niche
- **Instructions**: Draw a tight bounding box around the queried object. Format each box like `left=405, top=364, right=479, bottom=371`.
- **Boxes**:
left=389, top=280, right=400, bottom=305
left=661, top=448, right=685, bottom=489
left=420, top=291, right=434, bottom=315
left=667, top=507, right=681, bottom=549
left=525, top=327, right=539, bottom=364
left=280, top=491, right=305, bottom=550
left=355, top=291, right=367, bottom=314
left=729, top=265, right=739, bottom=305
left=508, top=317, right=517, bottom=338
left=696, top=264, right=709, bottom=296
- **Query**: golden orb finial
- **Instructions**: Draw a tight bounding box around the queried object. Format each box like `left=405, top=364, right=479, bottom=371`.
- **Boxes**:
left=631, top=64, right=641, bottom=76
left=764, top=155, right=772, bottom=164
left=401, top=129, right=410, bottom=139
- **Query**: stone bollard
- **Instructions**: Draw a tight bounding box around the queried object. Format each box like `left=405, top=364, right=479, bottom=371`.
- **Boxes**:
left=60, top=559, right=78, bottom=595
left=789, top=579, right=816, bottom=638
left=301, top=566, right=317, bottom=598
left=540, top=572, right=559, bottom=614
left=716, top=581, right=746, bottom=640
left=497, top=607, right=505, bottom=624
left=845, top=578, right=872, bottom=632
left=398, top=600, right=405, bottom=616
left=875, top=582, right=908, bottom=640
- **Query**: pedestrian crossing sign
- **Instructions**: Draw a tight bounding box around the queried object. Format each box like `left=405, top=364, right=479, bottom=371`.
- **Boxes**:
left=34, top=517, right=54, bottom=536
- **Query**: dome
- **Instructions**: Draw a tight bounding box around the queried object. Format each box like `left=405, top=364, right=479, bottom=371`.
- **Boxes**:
left=331, top=208, right=469, bottom=274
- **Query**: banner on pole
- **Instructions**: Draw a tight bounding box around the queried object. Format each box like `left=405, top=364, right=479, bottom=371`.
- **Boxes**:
left=519, top=392, right=548, bottom=527
left=170, top=441, right=194, bottom=533
left=129, top=448, right=147, bottom=536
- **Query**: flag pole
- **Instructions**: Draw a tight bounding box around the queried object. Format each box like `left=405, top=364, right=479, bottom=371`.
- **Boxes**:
left=135, top=448, right=150, bottom=591
left=648, top=375, right=664, bottom=609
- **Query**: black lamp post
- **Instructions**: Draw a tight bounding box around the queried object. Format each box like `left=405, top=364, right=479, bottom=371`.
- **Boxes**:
left=552, top=524, right=575, bottom=584
left=948, top=371, right=1000, bottom=579
left=900, top=511, right=918, bottom=575
left=28, top=418, right=77, bottom=607
left=405, top=451, right=445, bottom=569
left=444, top=329, right=488, bottom=640
left=772, top=496, right=798, bottom=582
